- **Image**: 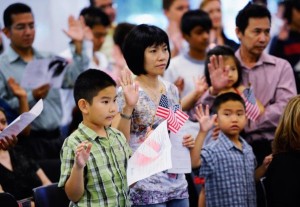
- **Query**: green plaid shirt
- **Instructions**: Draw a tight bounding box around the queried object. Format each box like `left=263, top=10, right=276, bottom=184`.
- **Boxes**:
left=58, top=123, right=132, bottom=207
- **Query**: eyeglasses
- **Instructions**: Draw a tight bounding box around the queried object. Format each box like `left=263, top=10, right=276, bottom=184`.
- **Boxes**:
left=99, top=2, right=117, bottom=10
left=11, top=23, right=35, bottom=31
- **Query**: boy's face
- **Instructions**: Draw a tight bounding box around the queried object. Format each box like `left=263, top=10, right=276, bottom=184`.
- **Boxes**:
left=83, top=86, right=117, bottom=130
left=216, top=100, right=246, bottom=139
left=184, top=25, right=209, bottom=54
left=91, top=25, right=108, bottom=52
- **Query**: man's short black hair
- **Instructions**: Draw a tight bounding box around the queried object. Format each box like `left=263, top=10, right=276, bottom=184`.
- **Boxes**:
left=113, top=22, right=136, bottom=49
left=236, top=2, right=271, bottom=34
left=283, top=0, right=300, bottom=24
left=74, top=69, right=116, bottom=107
left=80, top=6, right=110, bottom=28
left=205, top=45, right=242, bottom=88
left=4, top=3, right=32, bottom=28
left=181, top=9, right=212, bottom=35
left=122, top=24, right=171, bottom=76
left=211, top=92, right=245, bottom=114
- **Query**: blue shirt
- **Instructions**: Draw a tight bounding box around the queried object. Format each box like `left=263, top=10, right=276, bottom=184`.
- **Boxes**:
left=199, top=132, right=257, bottom=207
left=0, top=46, right=88, bottom=131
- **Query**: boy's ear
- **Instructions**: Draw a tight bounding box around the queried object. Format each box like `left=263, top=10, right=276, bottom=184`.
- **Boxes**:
left=213, top=114, right=218, bottom=126
left=235, top=27, right=242, bottom=41
left=78, top=99, right=89, bottom=114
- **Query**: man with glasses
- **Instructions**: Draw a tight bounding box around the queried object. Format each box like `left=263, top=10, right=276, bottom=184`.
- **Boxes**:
left=0, top=3, right=89, bottom=160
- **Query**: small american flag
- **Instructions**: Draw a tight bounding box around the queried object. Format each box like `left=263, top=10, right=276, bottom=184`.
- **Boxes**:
left=156, top=94, right=169, bottom=119
left=173, top=104, right=189, bottom=126
left=155, top=95, right=188, bottom=133
left=242, top=86, right=260, bottom=121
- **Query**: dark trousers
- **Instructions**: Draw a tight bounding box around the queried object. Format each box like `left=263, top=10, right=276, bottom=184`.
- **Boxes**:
left=18, top=128, right=64, bottom=160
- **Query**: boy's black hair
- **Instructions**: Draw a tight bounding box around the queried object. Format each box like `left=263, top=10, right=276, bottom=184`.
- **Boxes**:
left=122, top=24, right=171, bottom=76
left=211, top=92, right=245, bottom=114
left=236, top=2, right=271, bottom=34
left=180, top=9, right=212, bottom=35
left=113, top=22, right=136, bottom=49
left=4, top=3, right=32, bottom=28
left=80, top=6, right=110, bottom=29
left=205, top=45, right=242, bottom=88
left=74, top=69, right=116, bottom=107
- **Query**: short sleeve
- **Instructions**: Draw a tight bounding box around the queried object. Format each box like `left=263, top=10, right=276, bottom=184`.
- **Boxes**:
left=116, top=86, right=125, bottom=113
left=58, top=141, right=75, bottom=188
left=199, top=148, right=215, bottom=178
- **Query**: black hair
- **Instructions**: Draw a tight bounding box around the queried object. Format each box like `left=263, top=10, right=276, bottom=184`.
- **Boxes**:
left=4, top=3, right=32, bottom=28
left=181, top=9, right=212, bottom=35
left=283, top=0, right=300, bottom=24
left=162, top=0, right=174, bottom=10
left=236, top=2, right=271, bottom=34
left=205, top=45, right=242, bottom=88
left=74, top=69, right=116, bottom=107
left=80, top=6, right=110, bottom=28
left=211, top=92, right=245, bottom=114
left=113, top=22, right=136, bottom=49
left=122, top=24, right=171, bottom=76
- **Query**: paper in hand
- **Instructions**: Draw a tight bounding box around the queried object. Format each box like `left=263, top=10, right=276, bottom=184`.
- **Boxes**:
left=127, top=120, right=172, bottom=186
left=0, top=99, right=44, bottom=140
left=21, top=56, right=68, bottom=89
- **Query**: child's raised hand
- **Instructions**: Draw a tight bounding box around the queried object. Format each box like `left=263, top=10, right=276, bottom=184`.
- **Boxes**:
left=182, top=134, right=195, bottom=149
left=120, top=68, right=139, bottom=108
left=75, top=141, right=92, bottom=169
left=208, top=55, right=229, bottom=94
left=195, top=104, right=217, bottom=133
left=193, top=76, right=208, bottom=97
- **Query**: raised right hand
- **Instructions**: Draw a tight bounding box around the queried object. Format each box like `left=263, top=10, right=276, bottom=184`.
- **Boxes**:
left=0, top=135, right=18, bottom=150
left=195, top=104, right=217, bottom=133
left=120, top=68, right=139, bottom=108
left=208, top=55, right=229, bottom=95
left=75, top=141, right=92, bottom=169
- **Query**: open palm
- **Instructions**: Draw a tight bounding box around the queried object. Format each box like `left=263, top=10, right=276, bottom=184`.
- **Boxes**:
left=195, top=104, right=217, bottom=133
left=208, top=55, right=229, bottom=92
left=120, top=69, right=139, bottom=108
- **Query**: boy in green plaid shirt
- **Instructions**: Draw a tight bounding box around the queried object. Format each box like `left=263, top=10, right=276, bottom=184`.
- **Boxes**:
left=58, top=69, right=133, bottom=207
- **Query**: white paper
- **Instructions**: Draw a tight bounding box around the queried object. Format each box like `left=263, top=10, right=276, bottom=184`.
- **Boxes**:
left=0, top=99, right=44, bottom=140
left=127, top=120, right=172, bottom=186
left=21, top=57, right=67, bottom=89
left=167, top=122, right=192, bottom=174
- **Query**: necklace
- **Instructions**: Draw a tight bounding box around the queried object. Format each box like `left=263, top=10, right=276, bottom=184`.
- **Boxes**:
left=137, top=79, right=165, bottom=129
left=139, top=81, right=165, bottom=105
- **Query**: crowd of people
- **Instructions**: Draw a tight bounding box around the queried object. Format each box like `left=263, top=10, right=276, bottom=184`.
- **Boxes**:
left=0, top=0, right=299, bottom=207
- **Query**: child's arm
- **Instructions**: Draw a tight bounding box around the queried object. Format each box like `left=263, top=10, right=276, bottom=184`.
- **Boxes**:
left=65, top=141, right=92, bottom=202
left=255, top=154, right=273, bottom=182
left=112, top=69, right=139, bottom=141
left=190, top=104, right=217, bottom=169
left=181, top=76, right=208, bottom=111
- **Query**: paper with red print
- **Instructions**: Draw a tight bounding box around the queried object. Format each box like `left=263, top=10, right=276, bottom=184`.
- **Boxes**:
left=127, top=120, right=172, bottom=186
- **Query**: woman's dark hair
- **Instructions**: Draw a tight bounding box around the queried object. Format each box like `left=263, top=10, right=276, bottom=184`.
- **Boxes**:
left=122, top=24, right=171, bottom=76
